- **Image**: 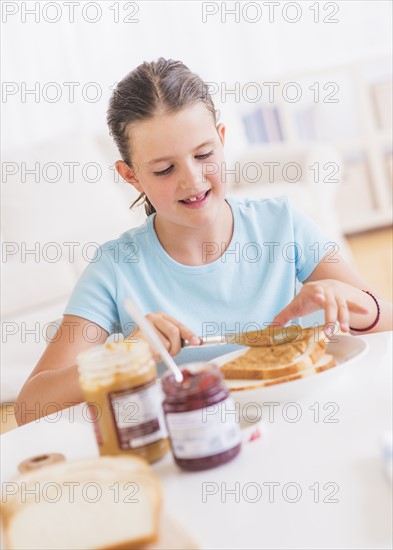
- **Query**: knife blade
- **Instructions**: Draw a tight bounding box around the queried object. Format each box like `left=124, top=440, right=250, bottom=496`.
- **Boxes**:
left=182, top=324, right=306, bottom=348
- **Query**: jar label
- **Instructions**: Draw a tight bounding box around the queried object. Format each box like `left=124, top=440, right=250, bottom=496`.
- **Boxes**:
left=165, top=397, right=241, bottom=459
left=108, top=382, right=167, bottom=450
left=87, top=403, right=103, bottom=446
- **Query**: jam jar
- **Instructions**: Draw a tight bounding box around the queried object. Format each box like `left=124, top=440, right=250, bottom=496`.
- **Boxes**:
left=77, top=340, right=169, bottom=463
left=161, top=362, right=241, bottom=471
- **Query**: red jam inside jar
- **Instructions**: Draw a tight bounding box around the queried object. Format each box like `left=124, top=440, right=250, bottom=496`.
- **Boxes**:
left=161, top=362, right=241, bottom=471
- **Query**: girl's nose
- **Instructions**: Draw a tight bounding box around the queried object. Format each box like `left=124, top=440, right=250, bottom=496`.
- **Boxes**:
left=178, top=163, right=202, bottom=189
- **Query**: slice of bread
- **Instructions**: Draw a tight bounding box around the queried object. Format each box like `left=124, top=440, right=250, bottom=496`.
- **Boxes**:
left=1, top=456, right=161, bottom=550
left=220, top=328, right=327, bottom=380
left=224, top=354, right=336, bottom=391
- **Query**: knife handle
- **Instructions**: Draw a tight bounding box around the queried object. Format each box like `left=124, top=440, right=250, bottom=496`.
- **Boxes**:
left=181, top=335, right=227, bottom=348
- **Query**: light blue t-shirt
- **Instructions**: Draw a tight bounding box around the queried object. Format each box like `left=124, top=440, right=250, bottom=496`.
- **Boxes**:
left=64, top=195, right=335, bottom=338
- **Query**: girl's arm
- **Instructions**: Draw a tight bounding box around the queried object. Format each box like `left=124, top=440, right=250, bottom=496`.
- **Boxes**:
left=15, top=315, right=108, bottom=426
left=271, top=253, right=393, bottom=335
left=15, top=312, right=201, bottom=425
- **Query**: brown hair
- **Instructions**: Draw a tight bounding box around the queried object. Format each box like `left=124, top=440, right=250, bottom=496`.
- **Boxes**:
left=107, top=58, right=218, bottom=216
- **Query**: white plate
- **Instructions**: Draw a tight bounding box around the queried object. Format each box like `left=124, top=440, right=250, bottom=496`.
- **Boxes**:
left=213, top=334, right=369, bottom=418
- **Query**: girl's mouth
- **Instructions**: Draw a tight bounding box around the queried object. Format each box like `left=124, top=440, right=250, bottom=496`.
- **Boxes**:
left=179, top=189, right=211, bottom=208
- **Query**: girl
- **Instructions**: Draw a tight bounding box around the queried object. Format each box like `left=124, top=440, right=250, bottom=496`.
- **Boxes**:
left=16, top=58, right=392, bottom=425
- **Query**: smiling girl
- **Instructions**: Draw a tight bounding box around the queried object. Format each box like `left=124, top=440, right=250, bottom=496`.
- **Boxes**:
left=16, top=58, right=392, bottom=425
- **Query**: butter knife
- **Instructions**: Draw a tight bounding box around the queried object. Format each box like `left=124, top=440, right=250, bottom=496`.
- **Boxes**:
left=182, top=324, right=306, bottom=348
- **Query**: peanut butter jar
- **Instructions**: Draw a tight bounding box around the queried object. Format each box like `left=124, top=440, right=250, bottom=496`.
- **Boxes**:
left=77, top=340, right=169, bottom=463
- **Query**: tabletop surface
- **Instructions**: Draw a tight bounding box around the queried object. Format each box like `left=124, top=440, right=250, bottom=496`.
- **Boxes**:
left=1, top=332, right=392, bottom=550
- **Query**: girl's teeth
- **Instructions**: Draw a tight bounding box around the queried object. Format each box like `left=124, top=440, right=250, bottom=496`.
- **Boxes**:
left=185, top=191, right=207, bottom=203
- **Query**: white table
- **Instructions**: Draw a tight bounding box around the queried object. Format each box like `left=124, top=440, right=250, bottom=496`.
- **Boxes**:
left=1, top=332, right=392, bottom=550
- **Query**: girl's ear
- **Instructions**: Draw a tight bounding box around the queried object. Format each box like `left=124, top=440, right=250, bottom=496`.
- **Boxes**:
left=217, top=123, right=226, bottom=146
left=115, top=160, right=143, bottom=193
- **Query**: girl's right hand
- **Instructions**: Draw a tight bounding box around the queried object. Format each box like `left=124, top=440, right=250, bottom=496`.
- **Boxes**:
left=129, top=311, right=202, bottom=357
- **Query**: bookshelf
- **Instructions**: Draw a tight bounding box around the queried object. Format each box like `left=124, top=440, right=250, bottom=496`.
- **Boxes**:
left=237, top=56, right=393, bottom=235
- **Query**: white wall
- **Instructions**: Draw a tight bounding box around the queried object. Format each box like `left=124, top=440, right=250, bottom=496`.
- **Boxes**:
left=2, top=0, right=392, bottom=154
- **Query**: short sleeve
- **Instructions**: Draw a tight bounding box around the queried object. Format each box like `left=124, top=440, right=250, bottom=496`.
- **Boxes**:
left=286, top=198, right=338, bottom=283
left=63, top=248, right=120, bottom=334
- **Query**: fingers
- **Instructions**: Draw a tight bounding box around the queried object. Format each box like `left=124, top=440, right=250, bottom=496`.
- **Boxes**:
left=323, top=291, right=369, bottom=336
left=146, top=314, right=178, bottom=355
left=318, top=292, right=370, bottom=337
left=271, top=289, right=321, bottom=327
left=335, top=296, right=349, bottom=333
left=271, top=282, right=368, bottom=338
left=145, top=312, right=200, bottom=357
left=160, top=313, right=201, bottom=346
left=346, top=300, right=369, bottom=314
left=319, top=287, right=354, bottom=336
left=323, top=287, right=338, bottom=336
left=271, top=304, right=297, bottom=327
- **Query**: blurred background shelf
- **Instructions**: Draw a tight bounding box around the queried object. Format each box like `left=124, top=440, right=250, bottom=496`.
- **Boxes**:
left=236, top=55, right=393, bottom=235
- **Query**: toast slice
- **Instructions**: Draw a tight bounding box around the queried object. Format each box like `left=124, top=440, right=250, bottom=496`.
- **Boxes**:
left=1, top=456, right=161, bottom=550
left=224, top=353, right=336, bottom=391
left=220, top=328, right=327, bottom=380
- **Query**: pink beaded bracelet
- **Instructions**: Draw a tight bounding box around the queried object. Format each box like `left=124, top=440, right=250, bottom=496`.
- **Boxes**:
left=349, top=290, right=381, bottom=332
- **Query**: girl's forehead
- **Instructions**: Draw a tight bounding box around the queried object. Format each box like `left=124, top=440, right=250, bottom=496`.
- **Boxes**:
left=128, top=103, right=217, bottom=160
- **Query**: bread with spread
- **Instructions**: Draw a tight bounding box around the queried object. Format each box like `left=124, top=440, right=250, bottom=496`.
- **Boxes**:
left=224, top=353, right=336, bottom=391
left=220, top=326, right=336, bottom=386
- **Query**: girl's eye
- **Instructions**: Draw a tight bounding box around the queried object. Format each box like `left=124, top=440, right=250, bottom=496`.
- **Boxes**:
left=154, top=165, right=174, bottom=177
left=196, top=150, right=214, bottom=160
left=153, top=151, right=214, bottom=176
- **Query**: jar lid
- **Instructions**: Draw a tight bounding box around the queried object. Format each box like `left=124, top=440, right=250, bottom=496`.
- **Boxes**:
left=77, top=339, right=153, bottom=375
left=162, top=361, right=223, bottom=397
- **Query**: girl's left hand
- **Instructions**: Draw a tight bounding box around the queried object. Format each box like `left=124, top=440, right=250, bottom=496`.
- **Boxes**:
left=270, top=279, right=370, bottom=336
